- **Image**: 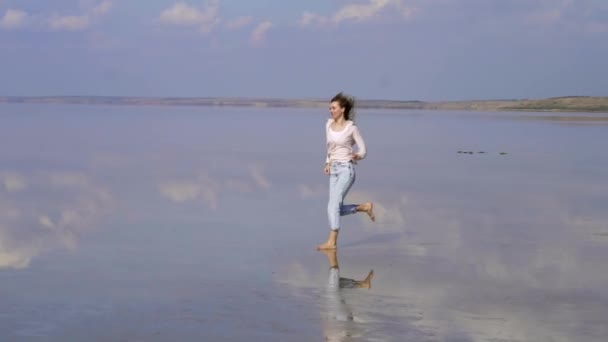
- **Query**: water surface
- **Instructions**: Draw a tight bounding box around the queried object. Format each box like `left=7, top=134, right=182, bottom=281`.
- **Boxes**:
left=1, top=104, right=607, bottom=341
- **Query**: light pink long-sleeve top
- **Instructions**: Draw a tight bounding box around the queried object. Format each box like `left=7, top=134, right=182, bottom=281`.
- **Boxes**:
left=325, top=119, right=367, bottom=163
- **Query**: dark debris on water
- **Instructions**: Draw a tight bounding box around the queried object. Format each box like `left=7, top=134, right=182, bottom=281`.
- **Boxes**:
left=457, top=151, right=508, bottom=155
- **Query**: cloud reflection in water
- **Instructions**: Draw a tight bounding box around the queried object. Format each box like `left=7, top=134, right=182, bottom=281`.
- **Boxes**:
left=0, top=170, right=113, bottom=269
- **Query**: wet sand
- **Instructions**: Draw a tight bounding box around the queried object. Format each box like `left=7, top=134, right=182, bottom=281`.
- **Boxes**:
left=1, top=103, right=607, bottom=341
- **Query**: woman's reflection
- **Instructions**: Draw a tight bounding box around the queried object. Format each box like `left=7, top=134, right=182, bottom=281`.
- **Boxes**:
left=319, top=249, right=374, bottom=341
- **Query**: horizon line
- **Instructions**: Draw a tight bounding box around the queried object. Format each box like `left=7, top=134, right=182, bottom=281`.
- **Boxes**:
left=1, top=94, right=605, bottom=103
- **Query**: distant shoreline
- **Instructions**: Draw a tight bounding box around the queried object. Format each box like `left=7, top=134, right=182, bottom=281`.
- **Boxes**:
left=1, top=95, right=607, bottom=113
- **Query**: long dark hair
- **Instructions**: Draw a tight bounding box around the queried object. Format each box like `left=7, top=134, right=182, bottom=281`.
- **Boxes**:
left=331, top=92, right=356, bottom=122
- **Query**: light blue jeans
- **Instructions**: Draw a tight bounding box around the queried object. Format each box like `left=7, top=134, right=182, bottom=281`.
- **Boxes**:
left=328, top=161, right=358, bottom=231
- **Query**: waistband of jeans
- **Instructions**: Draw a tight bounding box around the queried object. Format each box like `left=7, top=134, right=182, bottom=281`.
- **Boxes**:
left=330, top=160, right=352, bottom=165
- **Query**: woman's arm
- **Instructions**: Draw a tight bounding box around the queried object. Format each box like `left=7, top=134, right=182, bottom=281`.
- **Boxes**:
left=352, top=126, right=366, bottom=159
left=324, top=120, right=331, bottom=174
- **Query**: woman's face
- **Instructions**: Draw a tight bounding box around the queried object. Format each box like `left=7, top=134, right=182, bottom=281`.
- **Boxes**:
left=329, top=101, right=344, bottom=120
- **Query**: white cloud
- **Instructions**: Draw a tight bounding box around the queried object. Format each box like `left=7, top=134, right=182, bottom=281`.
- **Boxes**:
left=299, top=11, right=328, bottom=26
left=0, top=243, right=33, bottom=269
left=160, top=1, right=220, bottom=33
left=158, top=2, right=271, bottom=39
left=39, top=215, right=55, bottom=229
left=299, top=0, right=415, bottom=27
left=0, top=9, right=27, bottom=29
left=160, top=3, right=208, bottom=25
left=250, top=164, right=271, bottom=189
left=49, top=15, right=90, bottom=31
left=1, top=172, right=26, bottom=192
left=160, top=181, right=205, bottom=202
left=92, top=0, right=113, bottom=16
left=333, top=0, right=392, bottom=23
left=225, top=16, right=253, bottom=30
left=44, top=1, right=111, bottom=31
left=250, top=21, right=272, bottom=46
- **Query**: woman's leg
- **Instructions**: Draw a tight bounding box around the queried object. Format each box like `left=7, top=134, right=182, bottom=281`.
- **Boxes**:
left=327, top=166, right=342, bottom=231
left=339, top=165, right=357, bottom=216
left=330, top=163, right=355, bottom=229
left=339, top=164, right=375, bottom=221
left=317, top=163, right=354, bottom=250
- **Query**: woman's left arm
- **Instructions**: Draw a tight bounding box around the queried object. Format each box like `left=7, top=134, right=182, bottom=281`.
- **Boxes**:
left=352, top=126, right=366, bottom=160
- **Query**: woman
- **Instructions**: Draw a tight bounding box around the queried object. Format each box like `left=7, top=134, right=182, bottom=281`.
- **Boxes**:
left=317, top=92, right=375, bottom=251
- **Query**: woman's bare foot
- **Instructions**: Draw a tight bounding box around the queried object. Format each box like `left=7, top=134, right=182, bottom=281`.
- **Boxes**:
left=362, top=202, right=375, bottom=222
left=362, top=270, right=374, bottom=289
left=316, top=230, right=338, bottom=250
left=354, top=270, right=374, bottom=289
left=316, top=242, right=337, bottom=250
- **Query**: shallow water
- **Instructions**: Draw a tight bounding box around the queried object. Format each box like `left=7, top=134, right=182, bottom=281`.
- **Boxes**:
left=1, top=103, right=607, bottom=341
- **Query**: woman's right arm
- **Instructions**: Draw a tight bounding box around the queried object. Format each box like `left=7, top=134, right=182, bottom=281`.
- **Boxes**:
left=324, top=120, right=331, bottom=174
left=352, top=126, right=367, bottom=160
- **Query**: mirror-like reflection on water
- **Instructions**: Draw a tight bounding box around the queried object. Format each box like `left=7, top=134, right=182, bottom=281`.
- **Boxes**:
left=1, top=103, right=607, bottom=341
left=319, top=249, right=375, bottom=340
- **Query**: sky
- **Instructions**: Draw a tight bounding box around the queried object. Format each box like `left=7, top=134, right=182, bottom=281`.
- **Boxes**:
left=0, top=0, right=607, bottom=101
